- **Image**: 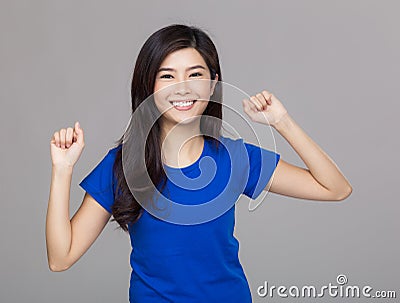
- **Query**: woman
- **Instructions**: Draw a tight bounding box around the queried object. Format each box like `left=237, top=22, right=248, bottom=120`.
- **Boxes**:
left=46, top=24, right=352, bottom=302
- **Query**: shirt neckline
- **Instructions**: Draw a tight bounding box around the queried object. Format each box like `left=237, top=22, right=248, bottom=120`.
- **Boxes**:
left=163, top=138, right=208, bottom=174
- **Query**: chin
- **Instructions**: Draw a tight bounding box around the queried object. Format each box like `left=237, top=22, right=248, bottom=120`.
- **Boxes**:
left=176, top=115, right=201, bottom=125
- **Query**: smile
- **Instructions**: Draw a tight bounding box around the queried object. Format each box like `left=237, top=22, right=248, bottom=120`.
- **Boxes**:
left=169, top=100, right=197, bottom=110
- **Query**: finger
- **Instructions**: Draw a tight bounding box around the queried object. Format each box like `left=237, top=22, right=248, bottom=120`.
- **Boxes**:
left=250, top=96, right=263, bottom=111
left=66, top=127, right=73, bottom=148
left=74, top=121, right=84, bottom=146
left=242, top=98, right=251, bottom=114
left=246, top=98, right=258, bottom=112
left=262, top=90, right=272, bottom=105
left=73, top=130, right=77, bottom=143
left=59, top=129, right=66, bottom=149
left=52, top=132, right=60, bottom=148
left=256, top=93, right=268, bottom=110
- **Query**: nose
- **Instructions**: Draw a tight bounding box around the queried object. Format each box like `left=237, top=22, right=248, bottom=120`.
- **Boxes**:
left=174, top=80, right=192, bottom=95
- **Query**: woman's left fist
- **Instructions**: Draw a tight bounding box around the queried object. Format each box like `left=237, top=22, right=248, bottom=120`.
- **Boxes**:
left=242, top=90, right=288, bottom=127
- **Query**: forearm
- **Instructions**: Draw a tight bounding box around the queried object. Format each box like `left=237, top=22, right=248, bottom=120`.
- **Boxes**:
left=273, top=113, right=352, bottom=196
left=46, top=165, right=73, bottom=270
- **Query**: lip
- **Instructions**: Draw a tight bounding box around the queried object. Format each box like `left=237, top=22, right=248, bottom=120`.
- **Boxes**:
left=169, top=99, right=197, bottom=104
left=169, top=99, right=197, bottom=111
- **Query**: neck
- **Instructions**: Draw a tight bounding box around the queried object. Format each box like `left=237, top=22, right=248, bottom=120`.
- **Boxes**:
left=160, top=118, right=204, bottom=167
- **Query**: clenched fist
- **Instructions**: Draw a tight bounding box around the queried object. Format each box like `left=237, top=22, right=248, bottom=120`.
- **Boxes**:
left=50, top=121, right=85, bottom=168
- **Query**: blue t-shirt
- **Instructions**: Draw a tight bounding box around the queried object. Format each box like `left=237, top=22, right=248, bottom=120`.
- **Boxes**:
left=79, top=135, right=280, bottom=303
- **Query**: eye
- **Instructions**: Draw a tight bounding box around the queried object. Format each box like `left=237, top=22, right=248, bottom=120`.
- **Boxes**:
left=159, top=72, right=203, bottom=79
left=160, top=74, right=173, bottom=79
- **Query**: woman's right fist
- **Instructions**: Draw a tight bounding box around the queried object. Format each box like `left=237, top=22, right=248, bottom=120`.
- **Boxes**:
left=50, top=121, right=85, bottom=168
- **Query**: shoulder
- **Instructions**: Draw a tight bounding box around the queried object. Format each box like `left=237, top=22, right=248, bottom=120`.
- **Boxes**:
left=109, top=144, right=122, bottom=154
left=218, top=135, right=245, bottom=148
left=105, top=144, right=122, bottom=160
left=218, top=135, right=246, bottom=153
left=211, top=136, right=248, bottom=165
left=89, top=144, right=122, bottom=174
left=219, top=135, right=279, bottom=165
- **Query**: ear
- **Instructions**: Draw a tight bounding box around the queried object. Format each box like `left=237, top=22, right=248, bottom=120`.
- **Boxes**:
left=210, top=73, right=219, bottom=96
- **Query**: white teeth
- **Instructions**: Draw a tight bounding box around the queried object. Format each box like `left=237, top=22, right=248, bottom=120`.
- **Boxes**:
left=172, top=100, right=194, bottom=107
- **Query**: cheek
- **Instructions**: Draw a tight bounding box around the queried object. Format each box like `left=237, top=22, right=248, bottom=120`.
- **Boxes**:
left=153, top=81, right=162, bottom=97
left=197, top=100, right=209, bottom=113
left=153, top=95, right=167, bottom=115
left=153, top=97, right=169, bottom=115
left=153, top=83, right=169, bottom=106
left=192, top=81, right=213, bottom=96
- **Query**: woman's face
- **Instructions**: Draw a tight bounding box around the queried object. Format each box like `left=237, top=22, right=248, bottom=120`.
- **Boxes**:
left=153, top=47, right=218, bottom=126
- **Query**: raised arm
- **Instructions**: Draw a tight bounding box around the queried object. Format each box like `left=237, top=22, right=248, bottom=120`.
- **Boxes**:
left=242, top=90, right=352, bottom=201
left=46, top=122, right=111, bottom=272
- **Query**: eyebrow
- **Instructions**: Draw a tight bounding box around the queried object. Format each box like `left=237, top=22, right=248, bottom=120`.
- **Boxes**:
left=157, top=65, right=206, bottom=73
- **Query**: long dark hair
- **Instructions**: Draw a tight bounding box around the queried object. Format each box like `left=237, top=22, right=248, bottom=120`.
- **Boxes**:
left=110, top=24, right=223, bottom=232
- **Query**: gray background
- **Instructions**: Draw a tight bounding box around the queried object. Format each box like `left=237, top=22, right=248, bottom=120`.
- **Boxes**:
left=1, top=0, right=399, bottom=302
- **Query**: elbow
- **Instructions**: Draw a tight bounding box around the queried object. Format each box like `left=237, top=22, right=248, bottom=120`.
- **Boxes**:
left=48, top=260, right=71, bottom=272
left=333, top=185, right=353, bottom=202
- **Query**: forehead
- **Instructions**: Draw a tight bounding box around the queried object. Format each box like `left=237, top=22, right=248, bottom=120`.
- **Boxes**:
left=159, top=48, right=207, bottom=68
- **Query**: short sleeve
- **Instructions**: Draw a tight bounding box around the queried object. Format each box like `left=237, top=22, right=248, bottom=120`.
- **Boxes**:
left=78, top=146, right=120, bottom=214
left=242, top=142, right=280, bottom=199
